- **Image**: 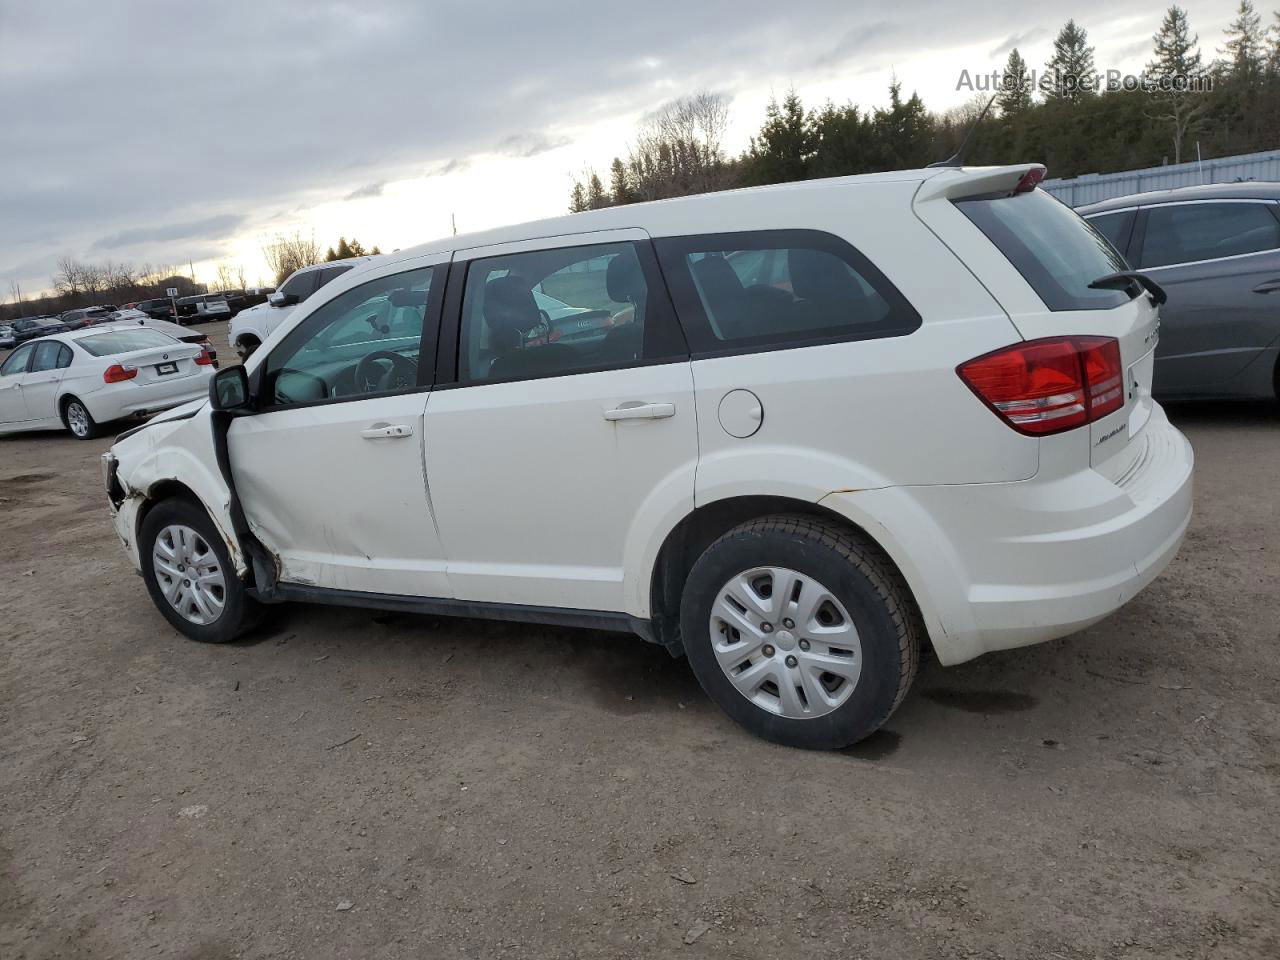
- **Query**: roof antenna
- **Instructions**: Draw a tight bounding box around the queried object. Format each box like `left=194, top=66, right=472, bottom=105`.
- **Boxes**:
left=927, top=93, right=999, bottom=168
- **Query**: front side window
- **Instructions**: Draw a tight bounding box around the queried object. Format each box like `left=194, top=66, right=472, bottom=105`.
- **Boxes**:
left=957, top=188, right=1130, bottom=311
left=457, top=242, right=682, bottom=383
left=1139, top=202, right=1280, bottom=268
left=655, top=229, right=920, bottom=353
left=278, top=270, right=320, bottom=303
left=264, top=266, right=435, bottom=406
left=1, top=342, right=35, bottom=375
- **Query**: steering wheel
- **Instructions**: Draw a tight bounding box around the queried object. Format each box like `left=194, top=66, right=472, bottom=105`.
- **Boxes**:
left=354, top=351, right=417, bottom=393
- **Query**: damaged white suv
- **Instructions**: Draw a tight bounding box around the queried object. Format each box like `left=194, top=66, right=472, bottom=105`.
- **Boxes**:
left=104, top=164, right=1193, bottom=749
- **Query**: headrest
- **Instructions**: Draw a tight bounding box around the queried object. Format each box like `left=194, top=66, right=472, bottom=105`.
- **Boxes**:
left=788, top=248, right=862, bottom=303
left=606, top=253, right=645, bottom=302
left=483, top=275, right=540, bottom=334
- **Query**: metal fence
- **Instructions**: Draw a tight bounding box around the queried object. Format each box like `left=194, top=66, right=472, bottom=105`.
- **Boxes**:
left=1041, top=149, right=1280, bottom=207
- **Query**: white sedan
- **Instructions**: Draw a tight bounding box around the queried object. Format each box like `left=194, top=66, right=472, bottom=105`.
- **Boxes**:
left=0, top=325, right=215, bottom=439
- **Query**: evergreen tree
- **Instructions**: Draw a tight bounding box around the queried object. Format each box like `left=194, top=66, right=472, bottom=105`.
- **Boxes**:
left=998, top=48, right=1034, bottom=115
left=1221, top=1, right=1265, bottom=79
left=746, top=90, right=812, bottom=184
left=1044, top=20, right=1098, bottom=103
left=808, top=101, right=873, bottom=177
left=1146, top=5, right=1206, bottom=163
left=871, top=80, right=934, bottom=168
left=324, top=247, right=338, bottom=262
left=569, top=181, right=588, bottom=213
left=586, top=172, right=608, bottom=209
left=609, top=157, right=633, bottom=204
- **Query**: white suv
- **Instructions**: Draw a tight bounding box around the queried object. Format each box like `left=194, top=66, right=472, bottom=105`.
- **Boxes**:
left=227, top=258, right=370, bottom=359
left=102, top=164, right=1193, bottom=749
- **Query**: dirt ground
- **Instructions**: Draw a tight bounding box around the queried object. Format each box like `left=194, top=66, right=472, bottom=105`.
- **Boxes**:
left=1, top=321, right=1277, bottom=959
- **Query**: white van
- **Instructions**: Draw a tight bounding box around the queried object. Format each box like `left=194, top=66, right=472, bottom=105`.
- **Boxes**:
left=227, top=258, right=372, bottom=359
left=102, top=164, right=1193, bottom=749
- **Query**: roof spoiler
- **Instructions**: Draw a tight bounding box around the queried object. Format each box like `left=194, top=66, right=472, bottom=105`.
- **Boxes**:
left=915, top=164, right=1048, bottom=204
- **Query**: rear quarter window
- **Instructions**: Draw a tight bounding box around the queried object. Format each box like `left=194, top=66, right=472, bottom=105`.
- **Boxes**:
left=655, top=229, right=920, bottom=355
left=956, top=189, right=1130, bottom=311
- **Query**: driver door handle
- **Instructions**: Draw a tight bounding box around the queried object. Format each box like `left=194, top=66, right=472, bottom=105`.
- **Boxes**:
left=1252, top=278, right=1280, bottom=294
left=360, top=423, right=413, bottom=440
left=603, top=401, right=676, bottom=421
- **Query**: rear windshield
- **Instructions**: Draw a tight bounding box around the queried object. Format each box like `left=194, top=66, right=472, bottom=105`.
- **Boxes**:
left=956, top=189, right=1131, bottom=311
left=77, top=329, right=177, bottom=356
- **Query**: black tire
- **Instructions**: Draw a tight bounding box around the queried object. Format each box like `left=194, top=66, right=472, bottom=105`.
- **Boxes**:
left=235, top=336, right=260, bottom=360
left=139, top=497, right=261, bottom=643
left=680, top=515, right=921, bottom=750
left=62, top=396, right=101, bottom=440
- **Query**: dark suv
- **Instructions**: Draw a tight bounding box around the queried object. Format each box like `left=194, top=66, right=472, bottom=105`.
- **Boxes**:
left=136, top=298, right=176, bottom=321
left=1080, top=183, right=1280, bottom=400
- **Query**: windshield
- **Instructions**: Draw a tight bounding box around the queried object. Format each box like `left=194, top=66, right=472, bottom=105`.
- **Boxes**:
left=77, top=329, right=178, bottom=356
left=956, top=189, right=1131, bottom=311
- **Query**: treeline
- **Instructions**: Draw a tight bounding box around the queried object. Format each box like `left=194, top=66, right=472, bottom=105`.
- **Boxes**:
left=4, top=230, right=384, bottom=323
left=570, top=3, right=1280, bottom=211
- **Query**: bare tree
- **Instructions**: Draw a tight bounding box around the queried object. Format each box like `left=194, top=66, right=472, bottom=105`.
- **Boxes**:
left=214, top=261, right=242, bottom=292
left=261, top=231, right=322, bottom=285
left=625, top=92, right=732, bottom=201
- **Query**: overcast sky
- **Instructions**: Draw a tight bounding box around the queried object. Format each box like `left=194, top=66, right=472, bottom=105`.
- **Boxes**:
left=0, top=0, right=1235, bottom=298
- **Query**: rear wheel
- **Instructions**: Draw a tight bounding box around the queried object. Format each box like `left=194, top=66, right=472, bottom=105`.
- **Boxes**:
left=680, top=515, right=920, bottom=750
left=139, top=498, right=261, bottom=643
left=62, top=397, right=100, bottom=440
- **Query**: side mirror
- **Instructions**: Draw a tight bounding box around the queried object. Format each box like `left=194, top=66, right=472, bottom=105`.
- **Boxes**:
left=210, top=365, right=251, bottom=412
left=269, top=291, right=298, bottom=307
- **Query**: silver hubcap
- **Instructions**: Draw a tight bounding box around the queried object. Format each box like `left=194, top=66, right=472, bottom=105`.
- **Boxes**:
left=710, top=566, right=862, bottom=720
left=67, top=403, right=89, bottom=437
left=152, top=524, right=226, bottom=625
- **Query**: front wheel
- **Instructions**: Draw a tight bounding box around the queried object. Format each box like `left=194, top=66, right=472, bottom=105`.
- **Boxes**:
left=139, top=498, right=261, bottom=643
left=680, top=516, right=921, bottom=750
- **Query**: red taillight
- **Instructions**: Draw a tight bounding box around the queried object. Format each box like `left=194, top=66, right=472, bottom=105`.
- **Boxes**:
left=957, top=336, right=1124, bottom=436
left=103, top=364, right=138, bottom=384
left=194, top=347, right=214, bottom=366
left=1013, top=167, right=1045, bottom=194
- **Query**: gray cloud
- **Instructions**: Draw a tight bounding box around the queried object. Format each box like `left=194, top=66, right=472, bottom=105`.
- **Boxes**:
left=989, top=29, right=1048, bottom=60
left=425, top=158, right=469, bottom=178
left=494, top=132, right=572, bottom=159
left=92, top=214, right=245, bottom=251
left=344, top=181, right=385, bottom=201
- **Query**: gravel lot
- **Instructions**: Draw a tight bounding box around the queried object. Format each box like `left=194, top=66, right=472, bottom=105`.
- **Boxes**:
left=2, top=320, right=1277, bottom=959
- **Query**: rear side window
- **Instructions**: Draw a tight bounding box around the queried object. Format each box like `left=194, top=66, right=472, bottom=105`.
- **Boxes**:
left=957, top=189, right=1130, bottom=311
left=30, top=341, right=64, bottom=372
left=1138, top=202, right=1280, bottom=268
left=77, top=330, right=177, bottom=356
left=655, top=229, right=920, bottom=354
left=315, top=265, right=353, bottom=292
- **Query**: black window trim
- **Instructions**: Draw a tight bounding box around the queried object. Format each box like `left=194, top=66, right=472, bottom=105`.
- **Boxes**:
left=432, top=237, right=688, bottom=390
left=653, top=228, right=923, bottom=360
left=249, top=262, right=446, bottom=414
left=1131, top=199, right=1280, bottom=271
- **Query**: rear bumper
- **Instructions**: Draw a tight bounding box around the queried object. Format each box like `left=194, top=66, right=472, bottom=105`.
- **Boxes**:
left=822, top=405, right=1194, bottom=665
left=85, top=372, right=213, bottom=422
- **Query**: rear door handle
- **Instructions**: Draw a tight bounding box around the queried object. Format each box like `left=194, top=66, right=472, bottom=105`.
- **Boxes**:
left=603, top=401, right=676, bottom=421
left=360, top=423, right=413, bottom=440
left=1252, top=279, right=1280, bottom=294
